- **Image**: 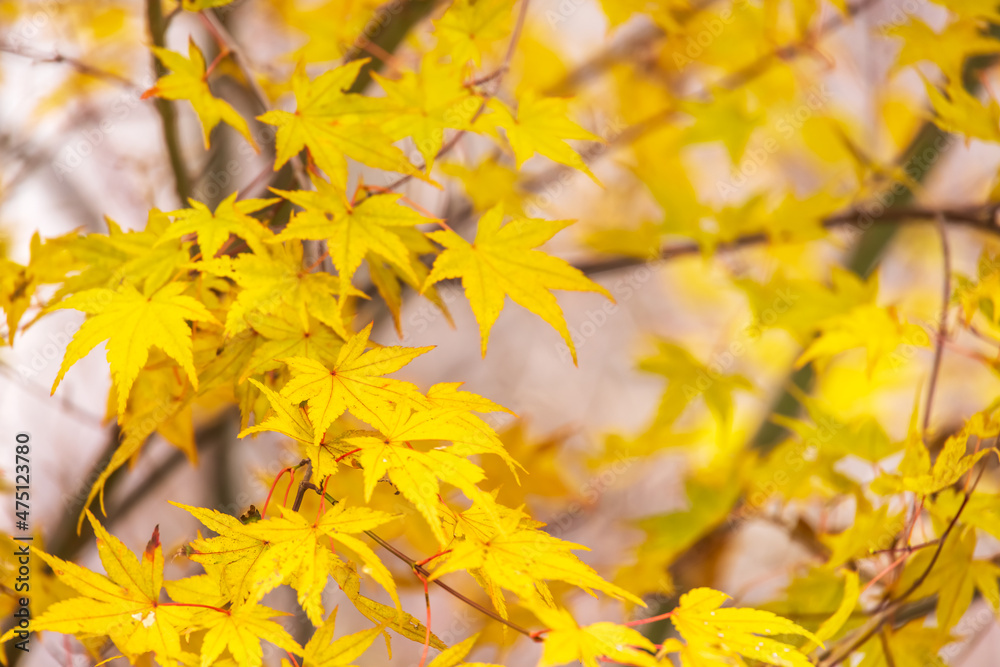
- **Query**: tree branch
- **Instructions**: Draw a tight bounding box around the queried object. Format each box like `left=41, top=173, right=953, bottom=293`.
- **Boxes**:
left=346, top=0, right=444, bottom=94
left=573, top=204, right=1000, bottom=277
left=0, top=43, right=138, bottom=88
left=922, top=218, right=952, bottom=435
left=146, top=0, right=191, bottom=204
left=302, top=483, right=540, bottom=640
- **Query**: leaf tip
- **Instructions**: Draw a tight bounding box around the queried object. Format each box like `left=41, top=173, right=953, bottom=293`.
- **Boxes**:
left=144, top=525, right=161, bottom=559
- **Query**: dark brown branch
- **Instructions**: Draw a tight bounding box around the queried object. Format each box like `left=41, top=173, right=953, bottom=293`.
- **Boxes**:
left=290, top=460, right=314, bottom=512
left=47, top=408, right=237, bottom=560
left=145, top=0, right=191, bottom=203
left=47, top=426, right=121, bottom=560
left=574, top=204, right=1000, bottom=277
left=345, top=0, right=445, bottom=94
left=109, top=425, right=227, bottom=518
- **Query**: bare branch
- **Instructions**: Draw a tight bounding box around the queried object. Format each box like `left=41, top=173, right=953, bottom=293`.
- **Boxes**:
left=574, top=204, right=1000, bottom=277
left=0, top=42, right=138, bottom=88
left=145, top=0, right=191, bottom=203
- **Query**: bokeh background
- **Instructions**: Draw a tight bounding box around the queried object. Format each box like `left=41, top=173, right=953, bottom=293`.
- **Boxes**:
left=3, top=0, right=1000, bottom=664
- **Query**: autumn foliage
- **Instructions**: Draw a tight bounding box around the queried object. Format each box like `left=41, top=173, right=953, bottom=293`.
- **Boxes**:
left=3, top=0, right=1000, bottom=666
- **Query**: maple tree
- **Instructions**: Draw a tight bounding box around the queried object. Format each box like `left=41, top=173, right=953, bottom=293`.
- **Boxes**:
left=3, top=0, right=1000, bottom=666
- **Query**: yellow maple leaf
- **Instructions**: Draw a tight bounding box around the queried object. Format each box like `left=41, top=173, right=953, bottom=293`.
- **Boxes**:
left=243, top=380, right=359, bottom=482
left=241, top=378, right=316, bottom=444
left=258, top=60, right=428, bottom=189
left=239, top=310, right=343, bottom=382
left=143, top=39, right=257, bottom=149
left=351, top=383, right=521, bottom=474
left=680, top=90, right=762, bottom=163
left=372, top=58, right=483, bottom=172
left=172, top=576, right=302, bottom=667
left=527, top=603, right=657, bottom=667
left=160, top=193, right=278, bottom=260
left=929, top=0, right=1000, bottom=22
left=174, top=503, right=275, bottom=606
left=51, top=281, right=217, bottom=417
left=44, top=211, right=188, bottom=305
left=637, top=340, right=753, bottom=439
left=796, top=272, right=929, bottom=375
left=430, top=493, right=643, bottom=609
left=0, top=258, right=33, bottom=344
left=666, top=587, right=821, bottom=667
left=484, top=93, right=603, bottom=181
left=271, top=178, right=437, bottom=298
left=245, top=505, right=401, bottom=624
left=197, top=243, right=356, bottom=339
left=923, top=75, right=1000, bottom=143
left=201, top=604, right=300, bottom=667
left=295, top=607, right=382, bottom=667
left=278, top=323, right=432, bottom=443
left=176, top=502, right=399, bottom=626
left=331, top=561, right=447, bottom=654
left=342, top=404, right=494, bottom=544
left=423, top=205, right=612, bottom=363
left=416, top=382, right=520, bottom=470
left=432, top=0, right=512, bottom=66
left=872, top=410, right=996, bottom=496
left=953, top=249, right=1000, bottom=326
left=889, top=17, right=1000, bottom=84
left=425, top=632, right=503, bottom=667
left=0, top=514, right=192, bottom=667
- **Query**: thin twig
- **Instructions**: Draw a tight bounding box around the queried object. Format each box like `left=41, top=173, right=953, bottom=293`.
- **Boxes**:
left=923, top=217, right=952, bottom=435
left=0, top=363, right=104, bottom=429
left=199, top=13, right=271, bottom=116
left=376, top=0, right=532, bottom=193
left=879, top=629, right=898, bottom=667
left=416, top=571, right=432, bottom=667
left=967, top=323, right=1000, bottom=347
left=896, top=466, right=984, bottom=604
left=817, top=465, right=986, bottom=666
left=0, top=43, right=138, bottom=88
left=290, top=460, right=313, bottom=512
left=145, top=0, right=191, bottom=203
left=303, top=484, right=540, bottom=639
left=199, top=11, right=309, bottom=188
left=500, top=0, right=531, bottom=71
left=574, top=207, right=1000, bottom=277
